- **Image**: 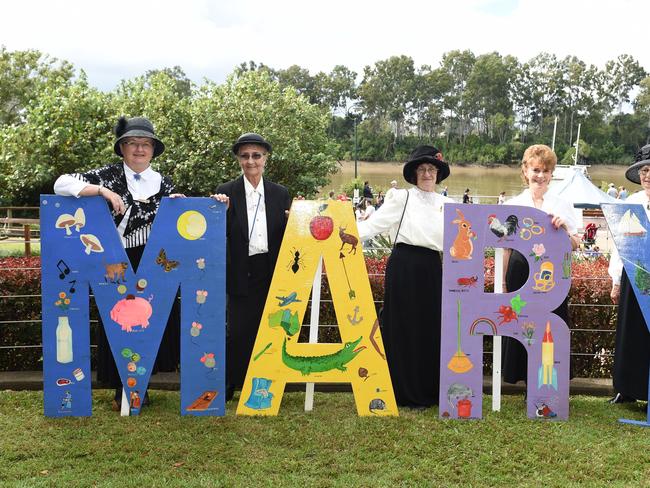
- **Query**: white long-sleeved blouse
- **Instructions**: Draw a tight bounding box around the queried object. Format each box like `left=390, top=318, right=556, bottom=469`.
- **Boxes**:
left=357, top=187, right=454, bottom=251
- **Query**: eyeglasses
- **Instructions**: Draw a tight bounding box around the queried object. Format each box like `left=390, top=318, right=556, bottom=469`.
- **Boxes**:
left=638, top=168, right=650, bottom=177
left=123, top=140, right=154, bottom=150
left=238, top=152, right=266, bottom=161
left=416, top=166, right=438, bottom=175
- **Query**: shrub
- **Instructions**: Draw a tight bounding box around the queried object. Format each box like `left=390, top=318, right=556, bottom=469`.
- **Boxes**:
left=0, top=254, right=618, bottom=378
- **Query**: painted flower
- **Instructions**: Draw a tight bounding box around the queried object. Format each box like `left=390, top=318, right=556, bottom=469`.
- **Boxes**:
left=59, top=292, right=66, bottom=299
left=530, top=243, right=546, bottom=262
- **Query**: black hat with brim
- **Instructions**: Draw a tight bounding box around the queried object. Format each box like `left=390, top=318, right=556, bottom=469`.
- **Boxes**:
left=402, top=145, right=450, bottom=185
left=113, top=116, right=165, bottom=158
left=625, top=144, right=650, bottom=184
left=232, top=133, right=272, bottom=155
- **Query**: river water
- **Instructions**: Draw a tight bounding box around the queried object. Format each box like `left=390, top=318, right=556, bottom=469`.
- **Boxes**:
left=324, top=161, right=639, bottom=202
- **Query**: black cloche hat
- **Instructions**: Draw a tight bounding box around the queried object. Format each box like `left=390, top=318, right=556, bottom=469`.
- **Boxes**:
left=232, top=133, right=272, bottom=155
left=402, top=145, right=450, bottom=185
left=113, top=116, right=165, bottom=158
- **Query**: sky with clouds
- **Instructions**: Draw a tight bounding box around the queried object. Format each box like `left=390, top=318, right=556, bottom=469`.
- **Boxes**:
left=2, top=0, right=649, bottom=91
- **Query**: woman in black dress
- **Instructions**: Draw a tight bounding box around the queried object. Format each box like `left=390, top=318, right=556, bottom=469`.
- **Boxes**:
left=358, top=145, right=452, bottom=408
left=608, top=145, right=650, bottom=404
left=54, top=116, right=183, bottom=410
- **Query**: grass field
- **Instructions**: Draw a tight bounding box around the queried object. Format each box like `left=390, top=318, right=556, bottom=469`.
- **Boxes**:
left=1, top=391, right=649, bottom=487
left=0, top=240, right=40, bottom=257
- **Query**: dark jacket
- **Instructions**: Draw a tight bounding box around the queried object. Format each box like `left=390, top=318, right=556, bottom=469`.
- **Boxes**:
left=216, top=176, right=291, bottom=296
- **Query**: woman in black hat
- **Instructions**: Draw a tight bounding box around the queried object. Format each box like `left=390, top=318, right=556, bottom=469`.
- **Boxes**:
left=54, top=116, right=183, bottom=410
left=358, top=145, right=452, bottom=408
left=607, top=144, right=650, bottom=404
left=211, top=133, right=291, bottom=401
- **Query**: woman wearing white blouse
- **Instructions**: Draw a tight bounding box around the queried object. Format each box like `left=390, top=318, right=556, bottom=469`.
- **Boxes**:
left=358, top=145, right=452, bottom=408
left=607, top=146, right=650, bottom=404
left=501, top=145, right=580, bottom=385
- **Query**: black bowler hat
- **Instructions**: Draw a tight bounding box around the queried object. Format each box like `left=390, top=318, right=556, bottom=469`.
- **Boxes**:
left=402, top=145, right=450, bottom=185
left=113, top=116, right=165, bottom=158
left=232, top=133, right=272, bottom=155
left=625, top=144, right=650, bottom=184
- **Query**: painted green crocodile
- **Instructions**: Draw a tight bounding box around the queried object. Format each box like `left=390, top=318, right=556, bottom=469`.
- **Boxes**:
left=282, top=336, right=365, bottom=375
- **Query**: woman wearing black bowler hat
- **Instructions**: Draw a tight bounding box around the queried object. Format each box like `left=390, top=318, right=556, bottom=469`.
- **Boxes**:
left=607, top=144, right=650, bottom=404
left=358, top=145, right=453, bottom=408
left=211, top=133, right=291, bottom=401
left=54, top=116, right=184, bottom=411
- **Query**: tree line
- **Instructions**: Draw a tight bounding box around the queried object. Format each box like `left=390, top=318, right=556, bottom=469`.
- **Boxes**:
left=2, top=47, right=650, bottom=205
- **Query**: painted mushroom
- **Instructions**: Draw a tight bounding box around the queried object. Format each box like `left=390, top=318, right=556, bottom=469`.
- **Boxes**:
left=55, top=214, right=76, bottom=235
left=73, top=208, right=85, bottom=232
left=79, top=234, right=104, bottom=254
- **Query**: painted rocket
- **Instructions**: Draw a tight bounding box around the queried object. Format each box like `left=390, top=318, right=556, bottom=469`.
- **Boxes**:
left=537, top=321, right=558, bottom=390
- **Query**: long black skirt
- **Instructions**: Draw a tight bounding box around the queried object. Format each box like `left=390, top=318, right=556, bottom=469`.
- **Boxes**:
left=226, top=253, right=272, bottom=389
left=501, top=250, right=571, bottom=384
left=613, top=270, right=650, bottom=400
left=382, top=244, right=442, bottom=407
left=96, top=245, right=181, bottom=388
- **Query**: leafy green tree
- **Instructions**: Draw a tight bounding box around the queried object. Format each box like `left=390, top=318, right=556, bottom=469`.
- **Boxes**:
left=0, top=74, right=114, bottom=204
left=439, top=50, right=476, bottom=144
left=177, top=70, right=338, bottom=197
left=602, top=54, right=647, bottom=114
left=0, top=46, right=74, bottom=126
left=358, top=55, right=416, bottom=138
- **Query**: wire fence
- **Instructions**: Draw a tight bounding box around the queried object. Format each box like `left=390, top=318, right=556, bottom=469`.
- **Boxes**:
left=1, top=207, right=618, bottom=377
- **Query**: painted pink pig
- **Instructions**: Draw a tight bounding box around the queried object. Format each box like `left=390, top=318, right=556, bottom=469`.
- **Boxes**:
left=110, top=295, right=153, bottom=332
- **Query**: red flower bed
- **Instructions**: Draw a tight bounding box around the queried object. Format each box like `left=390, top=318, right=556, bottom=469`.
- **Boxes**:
left=1, top=254, right=617, bottom=377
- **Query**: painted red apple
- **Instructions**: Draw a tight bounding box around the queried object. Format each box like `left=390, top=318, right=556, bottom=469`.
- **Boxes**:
left=310, top=204, right=334, bottom=240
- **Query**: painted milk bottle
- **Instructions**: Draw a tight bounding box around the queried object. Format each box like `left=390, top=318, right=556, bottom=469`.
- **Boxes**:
left=56, top=316, right=73, bottom=363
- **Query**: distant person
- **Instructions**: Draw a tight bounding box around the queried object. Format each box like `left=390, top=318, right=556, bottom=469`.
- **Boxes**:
left=618, top=186, right=628, bottom=200
left=497, top=191, right=506, bottom=204
left=328, top=190, right=335, bottom=200
left=363, top=180, right=373, bottom=201
left=386, top=180, right=398, bottom=198
left=606, top=183, right=618, bottom=198
left=442, top=186, right=448, bottom=197
left=608, top=145, right=650, bottom=404
left=462, top=188, right=472, bottom=204
left=375, top=191, right=385, bottom=208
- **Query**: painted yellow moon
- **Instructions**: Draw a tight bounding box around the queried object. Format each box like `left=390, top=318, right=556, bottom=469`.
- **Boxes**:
left=177, top=211, right=207, bottom=240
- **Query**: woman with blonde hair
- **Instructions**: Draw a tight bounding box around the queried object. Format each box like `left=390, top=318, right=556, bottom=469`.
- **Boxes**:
left=501, top=144, right=580, bottom=385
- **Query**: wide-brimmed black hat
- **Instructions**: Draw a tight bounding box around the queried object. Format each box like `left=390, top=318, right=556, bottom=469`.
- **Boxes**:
left=402, top=145, right=450, bottom=185
left=625, top=144, right=650, bottom=184
left=113, top=116, right=165, bottom=158
left=232, top=133, right=272, bottom=155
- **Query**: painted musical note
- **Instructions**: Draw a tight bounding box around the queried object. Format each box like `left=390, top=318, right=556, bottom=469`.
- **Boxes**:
left=68, top=280, right=76, bottom=294
left=57, top=260, right=70, bottom=280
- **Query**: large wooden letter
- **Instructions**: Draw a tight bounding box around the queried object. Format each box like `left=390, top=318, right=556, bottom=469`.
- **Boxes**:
left=41, top=196, right=226, bottom=417
left=439, top=204, right=572, bottom=420
left=236, top=200, right=397, bottom=416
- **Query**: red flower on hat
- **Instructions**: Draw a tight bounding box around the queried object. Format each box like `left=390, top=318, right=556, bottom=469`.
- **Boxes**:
left=435, top=152, right=444, bottom=161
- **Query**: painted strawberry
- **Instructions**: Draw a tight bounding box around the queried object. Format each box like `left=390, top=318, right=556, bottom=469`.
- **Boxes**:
left=309, top=204, right=334, bottom=240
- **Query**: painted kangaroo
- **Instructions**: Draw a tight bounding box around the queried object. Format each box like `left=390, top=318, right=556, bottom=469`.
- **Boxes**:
left=339, top=226, right=358, bottom=254
left=282, top=336, right=365, bottom=375
left=450, top=209, right=476, bottom=260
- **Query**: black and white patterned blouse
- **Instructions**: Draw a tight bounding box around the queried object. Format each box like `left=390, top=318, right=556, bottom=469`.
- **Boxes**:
left=58, top=163, right=175, bottom=248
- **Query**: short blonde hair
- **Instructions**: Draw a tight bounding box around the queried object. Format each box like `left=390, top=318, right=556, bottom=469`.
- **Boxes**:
left=520, top=144, right=557, bottom=184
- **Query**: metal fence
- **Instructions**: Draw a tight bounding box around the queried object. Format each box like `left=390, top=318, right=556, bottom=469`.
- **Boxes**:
left=1, top=206, right=617, bottom=376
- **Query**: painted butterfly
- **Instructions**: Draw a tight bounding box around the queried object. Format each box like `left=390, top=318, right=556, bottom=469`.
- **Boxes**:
left=155, top=248, right=179, bottom=272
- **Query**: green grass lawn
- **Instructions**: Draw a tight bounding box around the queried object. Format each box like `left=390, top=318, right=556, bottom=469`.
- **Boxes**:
left=0, top=240, right=40, bottom=257
left=1, top=391, right=649, bottom=487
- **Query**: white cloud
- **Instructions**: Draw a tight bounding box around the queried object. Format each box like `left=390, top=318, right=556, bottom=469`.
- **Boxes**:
left=2, top=0, right=649, bottom=90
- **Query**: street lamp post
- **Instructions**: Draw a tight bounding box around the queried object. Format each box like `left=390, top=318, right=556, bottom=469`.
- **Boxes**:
left=347, top=104, right=362, bottom=180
